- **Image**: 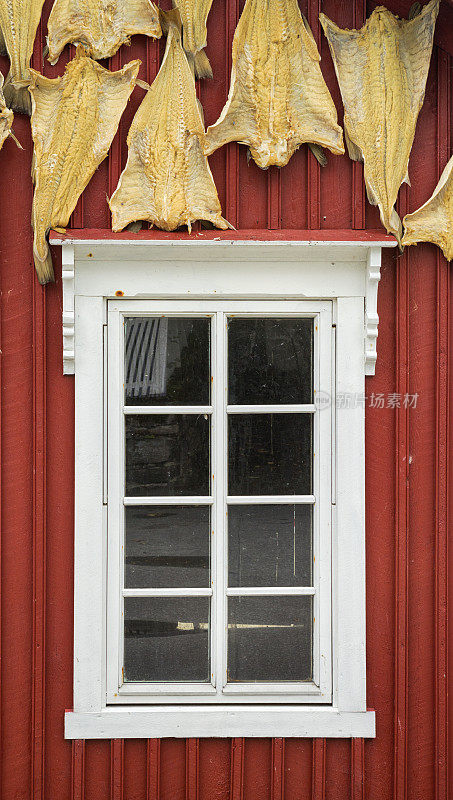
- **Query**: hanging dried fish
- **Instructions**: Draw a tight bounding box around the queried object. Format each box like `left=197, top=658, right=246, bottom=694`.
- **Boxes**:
left=320, top=0, right=439, bottom=244
left=204, top=0, right=344, bottom=169
left=30, top=48, right=140, bottom=284
left=109, top=11, right=230, bottom=234
left=402, top=155, right=453, bottom=261
left=172, top=0, right=214, bottom=78
left=47, top=0, right=161, bottom=64
left=0, top=0, right=46, bottom=114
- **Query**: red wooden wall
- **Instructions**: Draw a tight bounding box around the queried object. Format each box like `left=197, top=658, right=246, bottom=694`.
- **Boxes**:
left=0, top=1, right=451, bottom=798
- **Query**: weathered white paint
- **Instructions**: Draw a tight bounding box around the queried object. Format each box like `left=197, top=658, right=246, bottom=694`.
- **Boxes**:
left=65, top=707, right=376, bottom=739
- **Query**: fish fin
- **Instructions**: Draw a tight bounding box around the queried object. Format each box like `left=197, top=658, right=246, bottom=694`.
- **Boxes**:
left=34, top=244, right=55, bottom=285
left=197, top=98, right=205, bottom=127
left=3, top=74, right=32, bottom=115
left=159, top=8, right=182, bottom=36
left=345, top=129, right=363, bottom=163
left=389, top=208, right=403, bottom=247
left=308, top=143, right=328, bottom=167
left=408, top=2, right=422, bottom=19
left=9, top=130, right=23, bottom=149
left=194, top=49, right=213, bottom=80
left=126, top=221, right=144, bottom=232
left=136, top=79, right=151, bottom=92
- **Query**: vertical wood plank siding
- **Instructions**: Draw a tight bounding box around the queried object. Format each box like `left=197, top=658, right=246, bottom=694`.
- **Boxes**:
left=0, top=2, right=451, bottom=800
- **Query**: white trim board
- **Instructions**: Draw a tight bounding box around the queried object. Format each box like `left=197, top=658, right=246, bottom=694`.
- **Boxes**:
left=65, top=708, right=376, bottom=739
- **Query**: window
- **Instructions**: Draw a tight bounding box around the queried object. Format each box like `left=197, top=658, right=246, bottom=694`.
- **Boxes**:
left=56, top=237, right=394, bottom=738
left=107, top=302, right=332, bottom=703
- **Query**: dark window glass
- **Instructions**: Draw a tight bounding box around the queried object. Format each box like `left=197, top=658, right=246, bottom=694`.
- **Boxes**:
left=228, top=596, right=312, bottom=682
left=124, top=597, right=210, bottom=682
left=125, top=506, right=210, bottom=588
left=126, top=414, right=210, bottom=496
left=228, top=414, right=312, bottom=495
left=228, top=505, right=312, bottom=587
left=125, top=317, right=210, bottom=405
left=228, top=318, right=313, bottom=404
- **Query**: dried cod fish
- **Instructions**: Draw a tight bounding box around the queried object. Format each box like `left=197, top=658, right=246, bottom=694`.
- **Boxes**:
left=0, top=0, right=46, bottom=114
left=402, top=155, right=453, bottom=261
left=320, top=0, right=439, bottom=244
left=172, top=0, right=214, bottom=78
left=109, top=11, right=230, bottom=234
left=47, top=0, right=161, bottom=64
left=30, top=49, right=140, bottom=284
left=204, top=0, right=344, bottom=169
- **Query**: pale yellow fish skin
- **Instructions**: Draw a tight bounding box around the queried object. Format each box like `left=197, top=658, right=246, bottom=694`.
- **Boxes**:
left=47, top=0, right=161, bottom=64
left=0, top=0, right=46, bottom=113
left=0, top=73, right=14, bottom=149
left=109, top=20, right=230, bottom=233
left=204, top=0, right=344, bottom=169
left=320, top=0, right=439, bottom=244
left=402, top=155, right=453, bottom=261
left=30, top=49, right=140, bottom=284
left=172, top=0, right=213, bottom=77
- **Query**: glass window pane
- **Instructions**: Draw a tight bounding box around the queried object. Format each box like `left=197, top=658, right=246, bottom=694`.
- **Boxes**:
left=124, top=597, right=210, bottom=682
left=126, top=414, right=210, bottom=496
left=228, top=596, right=312, bottom=682
left=228, top=318, right=313, bottom=404
left=125, top=317, right=210, bottom=405
left=125, top=506, right=210, bottom=588
left=228, top=414, right=312, bottom=496
left=228, top=505, right=312, bottom=587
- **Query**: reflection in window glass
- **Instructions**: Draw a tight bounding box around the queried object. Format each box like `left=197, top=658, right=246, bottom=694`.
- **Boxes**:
left=228, top=318, right=313, bottom=404
left=228, top=505, right=312, bottom=587
left=125, top=317, right=210, bottom=405
left=124, top=597, right=210, bottom=682
left=228, top=414, right=312, bottom=495
left=126, top=414, right=210, bottom=496
left=125, top=506, right=210, bottom=588
left=228, top=596, right=312, bottom=682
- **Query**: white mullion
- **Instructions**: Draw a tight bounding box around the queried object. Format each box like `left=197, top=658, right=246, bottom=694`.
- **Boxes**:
left=227, top=404, right=315, bottom=414
left=226, top=587, right=315, bottom=596
left=316, top=306, right=332, bottom=696
left=214, top=311, right=226, bottom=696
left=106, top=308, right=125, bottom=698
left=124, top=405, right=213, bottom=415
left=226, top=495, right=315, bottom=505
left=123, top=496, right=213, bottom=506
left=209, top=313, right=217, bottom=689
left=123, top=588, right=213, bottom=598
left=312, top=313, right=320, bottom=687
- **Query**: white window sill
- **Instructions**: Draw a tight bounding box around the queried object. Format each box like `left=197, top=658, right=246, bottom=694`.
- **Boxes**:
left=65, top=707, right=376, bottom=739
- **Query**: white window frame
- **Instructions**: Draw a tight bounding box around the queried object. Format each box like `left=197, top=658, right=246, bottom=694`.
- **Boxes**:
left=107, top=300, right=332, bottom=704
left=52, top=236, right=396, bottom=739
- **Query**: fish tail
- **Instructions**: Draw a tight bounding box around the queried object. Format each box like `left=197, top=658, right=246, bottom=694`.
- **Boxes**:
left=3, top=73, right=32, bottom=115
left=159, top=8, right=182, bottom=36
left=194, top=49, right=213, bottom=80
left=34, top=245, right=55, bottom=285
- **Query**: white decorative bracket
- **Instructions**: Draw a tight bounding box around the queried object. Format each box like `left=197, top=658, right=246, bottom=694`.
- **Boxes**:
left=364, top=246, right=382, bottom=377
left=62, top=243, right=75, bottom=375
left=56, top=237, right=392, bottom=377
